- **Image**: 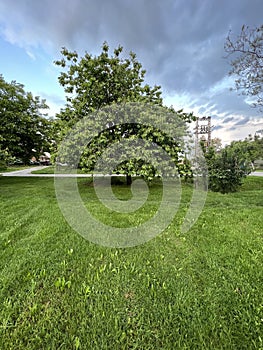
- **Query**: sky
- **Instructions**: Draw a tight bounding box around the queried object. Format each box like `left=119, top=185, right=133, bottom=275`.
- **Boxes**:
left=0, top=0, right=262, bottom=145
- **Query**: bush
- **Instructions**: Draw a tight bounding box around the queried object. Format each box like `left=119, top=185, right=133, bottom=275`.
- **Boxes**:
left=205, top=146, right=252, bottom=194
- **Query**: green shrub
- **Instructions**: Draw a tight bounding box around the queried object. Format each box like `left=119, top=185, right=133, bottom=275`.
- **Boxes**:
left=204, top=145, right=252, bottom=193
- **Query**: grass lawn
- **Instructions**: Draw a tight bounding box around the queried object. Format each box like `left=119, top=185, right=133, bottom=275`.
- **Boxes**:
left=30, top=166, right=55, bottom=174
left=0, top=176, right=262, bottom=349
left=31, top=166, right=88, bottom=174
left=0, top=166, right=33, bottom=173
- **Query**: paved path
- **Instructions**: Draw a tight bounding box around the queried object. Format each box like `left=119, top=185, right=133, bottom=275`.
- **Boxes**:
left=250, top=171, right=263, bottom=177
left=1, top=167, right=263, bottom=177
left=0, top=166, right=91, bottom=177
left=1, top=166, right=48, bottom=176
left=0, top=167, right=111, bottom=177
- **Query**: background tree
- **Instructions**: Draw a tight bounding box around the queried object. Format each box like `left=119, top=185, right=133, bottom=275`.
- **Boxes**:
left=253, top=133, right=263, bottom=169
left=229, top=135, right=263, bottom=168
left=0, top=75, right=52, bottom=165
left=55, top=43, right=194, bottom=183
left=211, top=137, right=222, bottom=152
left=0, top=147, right=14, bottom=170
left=225, top=25, right=263, bottom=110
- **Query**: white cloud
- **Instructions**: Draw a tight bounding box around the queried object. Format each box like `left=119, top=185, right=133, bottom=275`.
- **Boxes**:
left=0, top=0, right=263, bottom=142
left=37, top=92, right=65, bottom=118
left=26, top=50, right=36, bottom=60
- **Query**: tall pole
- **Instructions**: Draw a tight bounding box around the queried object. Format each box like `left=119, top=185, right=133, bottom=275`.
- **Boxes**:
left=207, top=116, right=211, bottom=147
left=195, top=116, right=212, bottom=148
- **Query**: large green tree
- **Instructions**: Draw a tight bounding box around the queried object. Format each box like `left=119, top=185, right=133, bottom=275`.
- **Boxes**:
left=55, top=42, right=163, bottom=124
left=225, top=25, right=263, bottom=110
left=0, top=75, right=52, bottom=165
left=55, top=43, right=194, bottom=183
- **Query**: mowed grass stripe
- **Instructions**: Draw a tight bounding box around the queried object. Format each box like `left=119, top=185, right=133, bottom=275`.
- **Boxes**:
left=0, top=176, right=262, bottom=349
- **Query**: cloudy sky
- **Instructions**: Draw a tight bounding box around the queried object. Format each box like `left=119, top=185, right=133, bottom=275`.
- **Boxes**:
left=0, top=0, right=262, bottom=144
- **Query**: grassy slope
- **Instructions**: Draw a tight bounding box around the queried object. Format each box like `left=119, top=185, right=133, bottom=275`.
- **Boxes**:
left=0, top=177, right=262, bottom=349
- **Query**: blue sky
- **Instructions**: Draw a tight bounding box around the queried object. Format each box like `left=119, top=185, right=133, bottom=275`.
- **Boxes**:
left=0, top=0, right=262, bottom=144
left=0, top=37, right=65, bottom=111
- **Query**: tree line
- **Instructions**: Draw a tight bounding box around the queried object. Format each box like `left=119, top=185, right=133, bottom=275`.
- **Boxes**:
left=1, top=25, right=262, bottom=193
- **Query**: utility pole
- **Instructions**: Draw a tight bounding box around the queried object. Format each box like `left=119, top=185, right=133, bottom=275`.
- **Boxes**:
left=195, top=116, right=212, bottom=148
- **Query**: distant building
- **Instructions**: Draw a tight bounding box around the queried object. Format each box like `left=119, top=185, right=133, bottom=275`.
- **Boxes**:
left=255, top=129, right=263, bottom=138
left=39, top=152, right=51, bottom=165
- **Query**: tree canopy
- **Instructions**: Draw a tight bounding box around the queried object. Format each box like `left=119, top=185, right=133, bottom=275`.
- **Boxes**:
left=54, top=42, right=163, bottom=126
left=55, top=43, right=195, bottom=183
left=0, top=75, right=51, bottom=165
left=225, top=25, right=263, bottom=110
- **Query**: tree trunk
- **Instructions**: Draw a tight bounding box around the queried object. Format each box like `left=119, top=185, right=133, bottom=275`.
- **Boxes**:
left=126, top=174, right=132, bottom=186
